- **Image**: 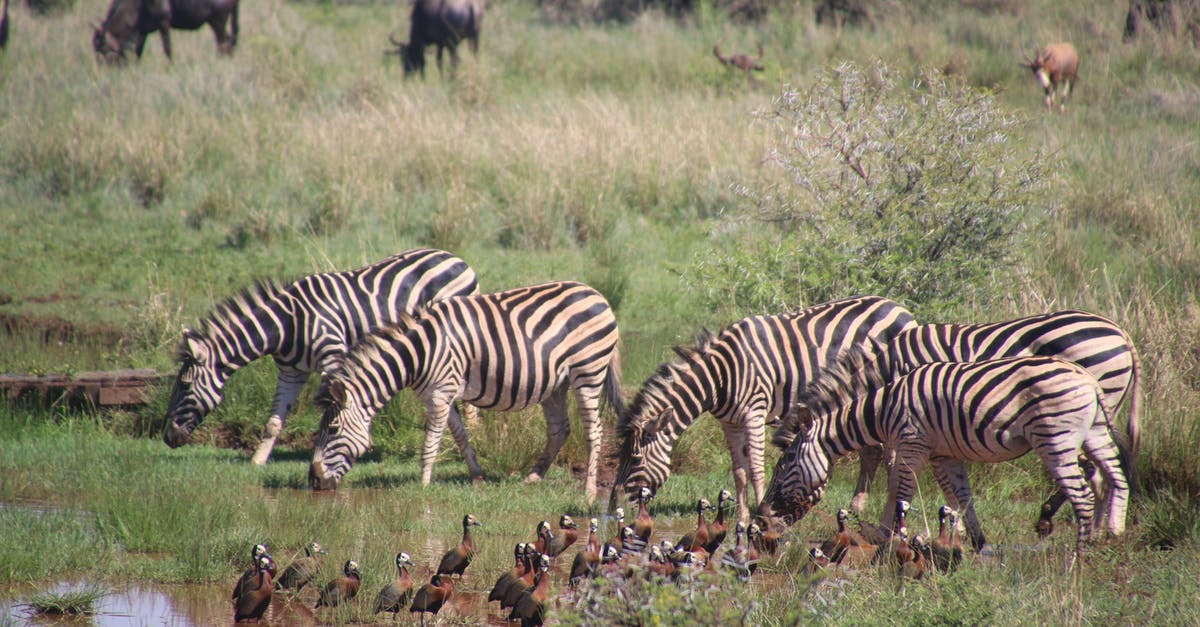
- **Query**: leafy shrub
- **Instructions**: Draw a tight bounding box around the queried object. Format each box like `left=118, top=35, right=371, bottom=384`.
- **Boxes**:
left=685, top=60, right=1052, bottom=319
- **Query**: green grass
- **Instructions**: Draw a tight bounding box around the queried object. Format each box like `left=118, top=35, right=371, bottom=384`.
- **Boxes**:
left=25, top=585, right=107, bottom=616
left=1, top=0, right=1199, bottom=623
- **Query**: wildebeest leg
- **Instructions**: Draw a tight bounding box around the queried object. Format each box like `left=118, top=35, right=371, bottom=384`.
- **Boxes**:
left=159, top=28, right=172, bottom=61
left=528, top=385, right=570, bottom=485
left=135, top=33, right=148, bottom=59
left=435, top=44, right=445, bottom=76
left=210, top=17, right=230, bottom=54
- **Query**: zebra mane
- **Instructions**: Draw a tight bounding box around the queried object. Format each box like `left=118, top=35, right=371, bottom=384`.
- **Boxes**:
left=795, top=338, right=892, bottom=416
left=618, top=330, right=716, bottom=438
left=338, top=312, right=422, bottom=375
left=183, top=279, right=287, bottom=357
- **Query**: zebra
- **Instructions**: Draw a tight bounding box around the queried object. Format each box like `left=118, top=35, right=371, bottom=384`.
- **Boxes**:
left=162, top=248, right=479, bottom=465
left=772, top=309, right=1140, bottom=535
left=309, top=280, right=624, bottom=503
left=759, top=343, right=1133, bottom=553
left=611, top=295, right=917, bottom=523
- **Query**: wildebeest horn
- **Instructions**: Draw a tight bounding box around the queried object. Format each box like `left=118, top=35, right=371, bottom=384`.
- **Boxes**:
left=388, top=30, right=404, bottom=48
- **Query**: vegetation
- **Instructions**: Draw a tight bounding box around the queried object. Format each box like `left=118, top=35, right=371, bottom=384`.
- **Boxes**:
left=25, top=585, right=106, bottom=616
left=1, top=0, right=1198, bottom=624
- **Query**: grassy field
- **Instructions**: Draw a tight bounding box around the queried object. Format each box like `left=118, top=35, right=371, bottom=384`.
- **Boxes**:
left=1, top=0, right=1199, bottom=624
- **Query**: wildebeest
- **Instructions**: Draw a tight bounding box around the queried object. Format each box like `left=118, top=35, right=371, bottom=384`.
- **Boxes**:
left=92, top=0, right=238, bottom=64
left=713, top=42, right=764, bottom=82
left=388, top=0, right=483, bottom=78
left=1, top=0, right=9, bottom=50
left=1022, top=43, right=1079, bottom=112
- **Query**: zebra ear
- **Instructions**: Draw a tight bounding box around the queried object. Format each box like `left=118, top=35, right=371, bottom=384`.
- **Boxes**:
left=329, top=379, right=348, bottom=407
left=184, top=333, right=208, bottom=364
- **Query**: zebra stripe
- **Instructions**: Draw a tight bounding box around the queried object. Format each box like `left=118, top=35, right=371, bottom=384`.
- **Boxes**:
left=761, top=346, right=1131, bottom=552
left=612, top=296, right=916, bottom=522
left=162, top=248, right=479, bottom=465
left=309, top=281, right=624, bottom=503
left=772, top=309, right=1140, bottom=525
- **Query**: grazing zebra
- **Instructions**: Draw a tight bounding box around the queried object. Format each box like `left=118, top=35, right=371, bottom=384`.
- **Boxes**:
left=309, top=281, right=624, bottom=503
left=760, top=343, right=1132, bottom=552
left=162, top=248, right=479, bottom=464
left=611, top=296, right=917, bottom=522
left=773, top=309, right=1140, bottom=534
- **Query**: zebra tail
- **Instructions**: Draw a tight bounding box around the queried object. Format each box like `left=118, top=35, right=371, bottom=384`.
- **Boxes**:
left=1126, top=341, right=1142, bottom=458
left=1112, top=425, right=1140, bottom=498
left=603, top=344, right=627, bottom=418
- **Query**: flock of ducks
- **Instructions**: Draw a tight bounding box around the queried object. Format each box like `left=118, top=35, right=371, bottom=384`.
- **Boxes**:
left=805, top=501, right=966, bottom=580
left=230, top=492, right=964, bottom=623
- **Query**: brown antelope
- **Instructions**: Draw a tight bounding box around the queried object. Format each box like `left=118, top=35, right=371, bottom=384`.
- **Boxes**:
left=1023, top=43, right=1079, bottom=112
left=713, top=42, right=764, bottom=82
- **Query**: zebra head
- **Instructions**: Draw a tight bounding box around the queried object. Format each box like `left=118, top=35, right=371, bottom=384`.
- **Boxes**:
left=611, top=404, right=678, bottom=511
left=163, top=329, right=229, bottom=448
left=759, top=414, right=830, bottom=526
left=309, top=376, right=374, bottom=490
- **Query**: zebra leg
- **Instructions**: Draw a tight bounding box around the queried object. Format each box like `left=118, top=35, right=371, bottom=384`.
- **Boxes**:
left=930, top=458, right=986, bottom=551
left=1081, top=426, right=1129, bottom=538
left=251, top=369, right=309, bottom=465
left=527, top=386, right=571, bottom=485
left=1035, top=455, right=1097, bottom=538
left=720, top=420, right=752, bottom=526
left=459, top=400, right=480, bottom=428
left=1032, top=444, right=1095, bottom=551
left=420, top=398, right=454, bottom=486
left=445, top=402, right=485, bottom=484
left=851, top=445, right=885, bottom=514
left=881, top=442, right=929, bottom=534
left=576, top=385, right=604, bottom=504
left=746, top=416, right=769, bottom=525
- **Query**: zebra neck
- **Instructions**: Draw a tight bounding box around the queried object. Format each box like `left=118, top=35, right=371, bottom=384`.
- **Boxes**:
left=200, top=287, right=295, bottom=368
left=817, top=388, right=888, bottom=459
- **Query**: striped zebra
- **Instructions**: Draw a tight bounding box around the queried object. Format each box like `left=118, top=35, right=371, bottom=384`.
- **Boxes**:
left=612, top=296, right=917, bottom=523
left=773, top=309, right=1140, bottom=534
left=162, top=248, right=479, bottom=465
left=309, top=281, right=624, bottom=503
left=760, top=344, right=1133, bottom=552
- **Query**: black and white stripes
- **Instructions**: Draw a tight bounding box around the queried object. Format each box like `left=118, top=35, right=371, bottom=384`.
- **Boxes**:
left=309, top=281, right=624, bottom=503
left=612, top=296, right=917, bottom=522
left=162, top=248, right=478, bottom=464
left=761, top=343, right=1132, bottom=552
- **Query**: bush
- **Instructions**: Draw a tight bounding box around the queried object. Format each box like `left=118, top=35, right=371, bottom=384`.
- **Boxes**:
left=685, top=60, right=1052, bottom=319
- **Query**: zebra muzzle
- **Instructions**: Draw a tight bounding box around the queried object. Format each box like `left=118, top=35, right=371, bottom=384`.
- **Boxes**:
left=308, top=460, right=340, bottom=491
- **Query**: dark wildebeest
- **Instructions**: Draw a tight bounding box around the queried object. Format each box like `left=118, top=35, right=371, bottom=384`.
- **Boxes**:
left=92, top=0, right=238, bottom=64
left=1, top=0, right=9, bottom=50
left=1022, top=43, right=1079, bottom=113
left=388, top=0, right=483, bottom=78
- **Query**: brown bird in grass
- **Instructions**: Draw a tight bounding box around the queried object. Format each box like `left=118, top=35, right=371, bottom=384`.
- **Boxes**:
left=547, top=514, right=580, bottom=557
left=509, top=553, right=552, bottom=627
left=704, top=489, right=732, bottom=554
left=372, top=552, right=415, bottom=619
left=902, top=535, right=929, bottom=580
left=931, top=505, right=964, bottom=574
left=569, top=518, right=601, bottom=587
left=315, top=559, right=361, bottom=609
left=873, top=499, right=912, bottom=566
left=720, top=521, right=755, bottom=582
left=830, top=508, right=875, bottom=565
left=674, top=498, right=713, bottom=553
left=634, top=487, right=655, bottom=544
left=231, top=543, right=269, bottom=601
left=489, top=543, right=528, bottom=605
left=502, top=545, right=541, bottom=610
left=410, top=574, right=453, bottom=626
left=437, top=513, right=481, bottom=578
left=234, top=554, right=276, bottom=622
left=646, top=544, right=677, bottom=580
left=750, top=519, right=782, bottom=555
left=276, top=541, right=327, bottom=592
left=606, top=507, right=626, bottom=548
left=804, top=547, right=830, bottom=574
